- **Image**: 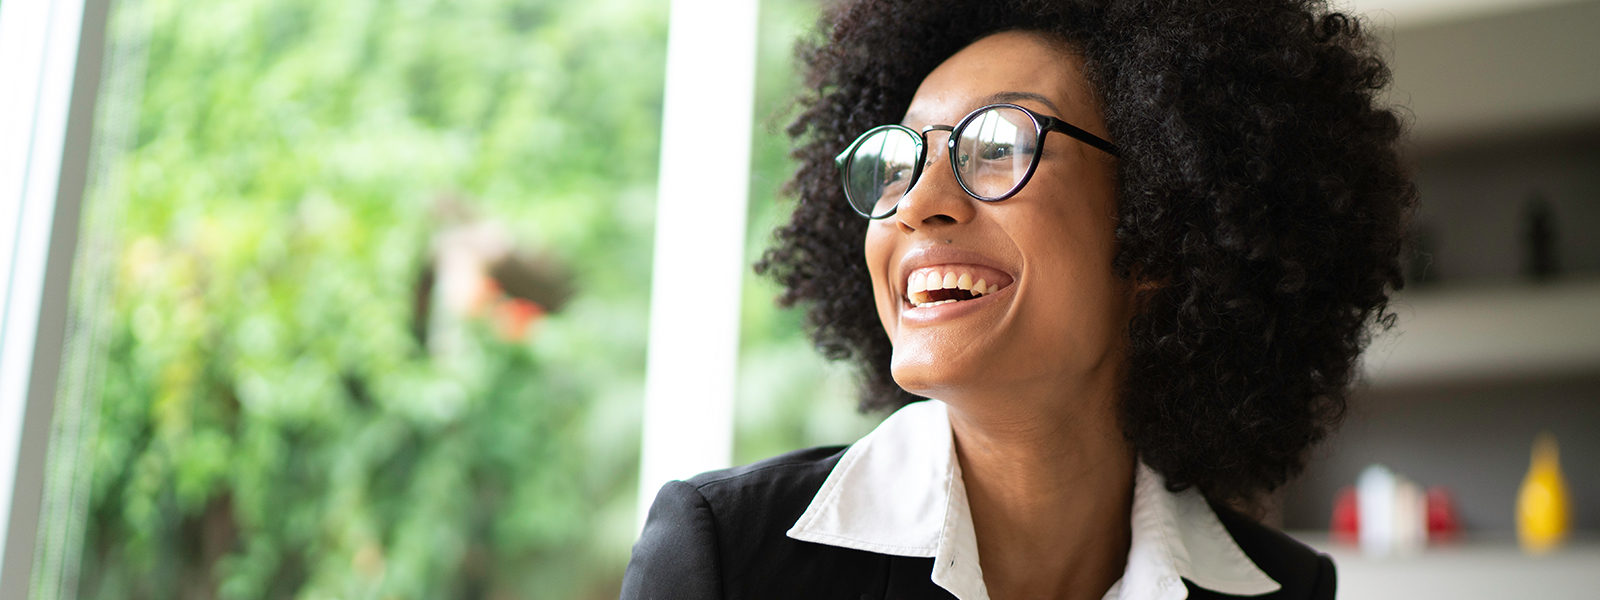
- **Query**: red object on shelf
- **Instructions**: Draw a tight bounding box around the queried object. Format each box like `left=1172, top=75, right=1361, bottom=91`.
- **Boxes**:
left=1331, top=486, right=1360, bottom=545
left=1426, top=486, right=1461, bottom=542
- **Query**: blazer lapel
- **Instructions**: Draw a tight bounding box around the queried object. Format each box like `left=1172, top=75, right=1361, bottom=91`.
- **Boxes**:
left=883, top=555, right=961, bottom=600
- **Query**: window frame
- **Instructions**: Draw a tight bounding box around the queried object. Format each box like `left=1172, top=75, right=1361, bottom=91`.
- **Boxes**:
left=0, top=0, right=108, bottom=596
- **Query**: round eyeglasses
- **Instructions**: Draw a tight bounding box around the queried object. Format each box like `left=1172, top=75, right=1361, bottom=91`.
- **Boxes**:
left=834, top=103, right=1120, bottom=219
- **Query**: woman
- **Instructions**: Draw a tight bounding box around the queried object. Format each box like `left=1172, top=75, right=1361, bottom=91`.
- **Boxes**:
left=623, top=0, right=1411, bottom=598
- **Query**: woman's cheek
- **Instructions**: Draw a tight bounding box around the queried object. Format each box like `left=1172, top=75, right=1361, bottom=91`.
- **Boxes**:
left=863, top=224, right=901, bottom=340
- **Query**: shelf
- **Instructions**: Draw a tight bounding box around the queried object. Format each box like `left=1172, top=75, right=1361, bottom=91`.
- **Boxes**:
left=1361, top=279, right=1600, bottom=388
left=1290, top=532, right=1600, bottom=599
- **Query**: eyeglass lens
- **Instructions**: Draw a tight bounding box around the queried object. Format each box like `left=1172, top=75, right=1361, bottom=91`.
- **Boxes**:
left=845, top=128, right=922, bottom=218
left=954, top=106, right=1035, bottom=200
left=844, top=106, right=1039, bottom=218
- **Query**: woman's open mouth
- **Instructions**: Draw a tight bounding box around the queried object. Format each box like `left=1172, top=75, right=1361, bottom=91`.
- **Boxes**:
left=903, top=265, right=1012, bottom=308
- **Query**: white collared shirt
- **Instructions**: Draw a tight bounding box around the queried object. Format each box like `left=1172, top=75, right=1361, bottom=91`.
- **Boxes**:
left=786, top=400, right=1282, bottom=600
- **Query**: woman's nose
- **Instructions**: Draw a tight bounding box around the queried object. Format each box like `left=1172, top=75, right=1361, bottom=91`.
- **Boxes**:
left=894, top=146, right=976, bottom=234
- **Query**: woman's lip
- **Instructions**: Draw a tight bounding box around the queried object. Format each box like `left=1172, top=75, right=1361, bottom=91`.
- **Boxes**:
left=899, top=279, right=1012, bottom=324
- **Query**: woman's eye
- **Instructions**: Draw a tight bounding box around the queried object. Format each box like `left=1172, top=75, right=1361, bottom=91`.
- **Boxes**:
left=979, top=143, right=1014, bottom=160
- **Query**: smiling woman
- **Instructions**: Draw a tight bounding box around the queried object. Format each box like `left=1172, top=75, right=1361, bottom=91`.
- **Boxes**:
left=864, top=33, right=1131, bottom=417
left=623, top=0, right=1413, bottom=599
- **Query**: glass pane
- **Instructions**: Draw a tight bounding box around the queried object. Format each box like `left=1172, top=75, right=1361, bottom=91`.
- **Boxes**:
left=33, top=0, right=880, bottom=598
left=48, top=0, right=669, bottom=598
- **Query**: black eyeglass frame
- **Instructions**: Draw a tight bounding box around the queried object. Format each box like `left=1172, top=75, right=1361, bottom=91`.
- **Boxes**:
left=834, top=103, right=1121, bottom=219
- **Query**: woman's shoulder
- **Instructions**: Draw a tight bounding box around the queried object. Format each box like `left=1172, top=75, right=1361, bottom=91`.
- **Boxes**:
left=625, top=445, right=931, bottom=600
left=681, top=444, right=848, bottom=505
left=654, top=444, right=850, bottom=545
left=639, top=444, right=851, bottom=552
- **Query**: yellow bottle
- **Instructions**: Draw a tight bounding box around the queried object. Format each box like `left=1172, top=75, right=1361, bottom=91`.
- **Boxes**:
left=1517, top=432, right=1571, bottom=554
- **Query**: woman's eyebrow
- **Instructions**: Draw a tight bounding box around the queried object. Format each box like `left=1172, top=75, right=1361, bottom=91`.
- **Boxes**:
left=982, top=91, right=1060, bottom=114
left=900, top=91, right=1062, bottom=127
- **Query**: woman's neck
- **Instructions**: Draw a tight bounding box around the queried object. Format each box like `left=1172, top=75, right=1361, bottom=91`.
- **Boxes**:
left=947, top=389, right=1135, bottom=600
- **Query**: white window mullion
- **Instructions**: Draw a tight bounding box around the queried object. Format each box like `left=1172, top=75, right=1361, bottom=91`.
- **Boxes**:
left=0, top=0, right=97, bottom=594
left=637, top=0, right=761, bottom=529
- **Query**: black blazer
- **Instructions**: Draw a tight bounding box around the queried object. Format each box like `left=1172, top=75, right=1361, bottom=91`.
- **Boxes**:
left=622, top=446, right=1335, bottom=600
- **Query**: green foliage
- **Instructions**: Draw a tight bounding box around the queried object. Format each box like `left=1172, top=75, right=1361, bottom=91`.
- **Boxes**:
left=83, top=0, right=666, bottom=597
left=78, top=0, right=865, bottom=598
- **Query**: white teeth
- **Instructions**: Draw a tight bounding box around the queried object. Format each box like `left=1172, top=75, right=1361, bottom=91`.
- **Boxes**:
left=905, top=269, right=1006, bottom=307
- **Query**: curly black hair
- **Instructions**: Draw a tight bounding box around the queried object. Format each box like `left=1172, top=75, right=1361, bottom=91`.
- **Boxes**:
left=754, top=0, right=1414, bottom=505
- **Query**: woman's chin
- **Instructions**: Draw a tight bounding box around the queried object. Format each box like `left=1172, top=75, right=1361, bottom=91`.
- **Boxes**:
left=889, top=353, right=984, bottom=401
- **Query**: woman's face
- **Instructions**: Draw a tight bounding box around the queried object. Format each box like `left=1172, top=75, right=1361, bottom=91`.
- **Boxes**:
left=864, top=31, right=1134, bottom=404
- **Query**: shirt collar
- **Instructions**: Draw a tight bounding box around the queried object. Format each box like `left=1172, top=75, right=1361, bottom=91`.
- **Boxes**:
left=786, top=400, right=1282, bottom=600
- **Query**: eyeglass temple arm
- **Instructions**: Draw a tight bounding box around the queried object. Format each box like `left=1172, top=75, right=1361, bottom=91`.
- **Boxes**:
left=1041, top=117, right=1120, bottom=158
